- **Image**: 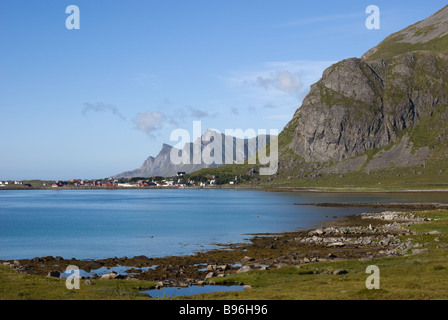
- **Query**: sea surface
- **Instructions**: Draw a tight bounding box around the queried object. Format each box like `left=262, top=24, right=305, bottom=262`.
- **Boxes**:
left=0, top=189, right=447, bottom=260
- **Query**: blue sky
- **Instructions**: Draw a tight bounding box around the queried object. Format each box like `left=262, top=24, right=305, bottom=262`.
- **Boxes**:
left=1, top=0, right=446, bottom=180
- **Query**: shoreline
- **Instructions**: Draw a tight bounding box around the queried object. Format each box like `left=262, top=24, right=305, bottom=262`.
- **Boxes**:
left=1, top=185, right=448, bottom=193
left=1, top=207, right=440, bottom=288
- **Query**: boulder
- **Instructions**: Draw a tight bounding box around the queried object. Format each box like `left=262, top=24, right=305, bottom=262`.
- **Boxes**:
left=47, top=271, right=61, bottom=278
left=333, top=269, right=348, bottom=275
left=205, top=272, right=215, bottom=280
left=207, top=264, right=217, bottom=271
left=236, top=266, right=252, bottom=273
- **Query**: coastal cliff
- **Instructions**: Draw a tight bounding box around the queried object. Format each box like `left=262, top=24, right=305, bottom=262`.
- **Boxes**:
left=268, top=5, right=448, bottom=186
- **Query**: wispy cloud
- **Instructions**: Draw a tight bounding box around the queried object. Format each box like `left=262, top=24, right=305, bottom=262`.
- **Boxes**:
left=224, top=60, right=334, bottom=109
left=188, top=106, right=218, bottom=119
left=133, top=112, right=165, bottom=137
left=82, top=102, right=126, bottom=121
left=230, top=107, right=239, bottom=115
left=256, top=70, right=302, bottom=94
left=278, top=12, right=364, bottom=27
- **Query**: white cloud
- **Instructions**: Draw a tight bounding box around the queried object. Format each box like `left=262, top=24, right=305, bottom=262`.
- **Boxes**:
left=223, top=60, right=334, bottom=112
left=256, top=70, right=302, bottom=94
left=134, top=112, right=165, bottom=137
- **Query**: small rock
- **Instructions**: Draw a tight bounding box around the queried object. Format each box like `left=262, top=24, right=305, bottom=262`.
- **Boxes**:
left=42, top=256, right=54, bottom=261
left=47, top=271, right=61, bottom=278
left=241, top=256, right=255, bottom=263
left=236, top=266, right=251, bottom=273
left=412, top=249, right=428, bottom=255
left=358, top=256, right=373, bottom=262
left=333, top=269, right=348, bottom=275
left=328, top=242, right=345, bottom=247
left=243, top=285, right=252, bottom=290
left=207, top=265, right=217, bottom=271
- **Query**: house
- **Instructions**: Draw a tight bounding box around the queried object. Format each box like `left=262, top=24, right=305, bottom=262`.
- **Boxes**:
left=52, top=183, right=59, bottom=188
left=177, top=172, right=186, bottom=176
left=117, top=183, right=134, bottom=188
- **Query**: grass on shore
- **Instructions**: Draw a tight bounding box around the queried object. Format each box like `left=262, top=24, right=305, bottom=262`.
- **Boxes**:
left=1, top=210, right=447, bottom=300
left=182, top=209, right=448, bottom=300
left=0, top=269, right=155, bottom=300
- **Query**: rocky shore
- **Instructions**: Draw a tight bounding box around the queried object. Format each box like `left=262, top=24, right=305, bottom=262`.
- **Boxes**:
left=1, top=210, right=441, bottom=289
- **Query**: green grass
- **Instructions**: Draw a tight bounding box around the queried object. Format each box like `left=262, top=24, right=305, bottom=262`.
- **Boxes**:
left=365, top=33, right=448, bottom=62
left=183, top=210, right=448, bottom=300
left=0, top=270, right=155, bottom=300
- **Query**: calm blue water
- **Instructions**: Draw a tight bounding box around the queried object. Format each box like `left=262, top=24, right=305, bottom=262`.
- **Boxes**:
left=0, top=189, right=446, bottom=260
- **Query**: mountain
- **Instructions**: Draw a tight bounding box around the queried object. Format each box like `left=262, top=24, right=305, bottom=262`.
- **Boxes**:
left=203, top=5, right=448, bottom=189
left=273, top=5, right=448, bottom=187
left=114, top=130, right=272, bottom=178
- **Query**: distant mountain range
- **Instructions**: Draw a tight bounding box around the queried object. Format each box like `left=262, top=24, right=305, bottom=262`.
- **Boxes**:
left=114, top=130, right=272, bottom=178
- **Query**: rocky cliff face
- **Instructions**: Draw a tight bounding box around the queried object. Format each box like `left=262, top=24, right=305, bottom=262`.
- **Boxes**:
left=288, top=50, right=448, bottom=164
left=279, top=6, right=448, bottom=177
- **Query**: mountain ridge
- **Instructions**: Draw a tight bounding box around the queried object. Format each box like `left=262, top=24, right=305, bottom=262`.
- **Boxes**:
left=114, top=130, right=272, bottom=178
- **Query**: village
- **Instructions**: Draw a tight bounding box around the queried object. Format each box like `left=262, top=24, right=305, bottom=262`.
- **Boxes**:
left=0, top=172, right=246, bottom=189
